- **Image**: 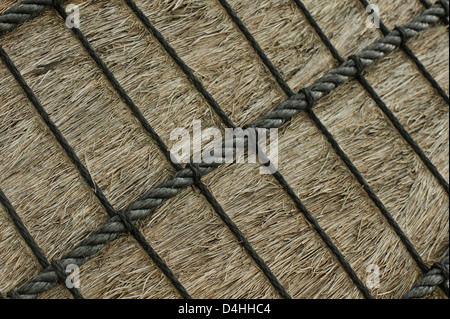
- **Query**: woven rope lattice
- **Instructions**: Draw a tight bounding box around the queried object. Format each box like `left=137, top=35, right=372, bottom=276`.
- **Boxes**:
left=0, top=0, right=448, bottom=299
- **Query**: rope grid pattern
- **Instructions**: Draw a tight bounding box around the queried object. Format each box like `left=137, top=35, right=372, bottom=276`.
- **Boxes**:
left=0, top=0, right=448, bottom=299
left=219, top=0, right=448, bottom=297
left=360, top=0, right=449, bottom=105
left=54, top=0, right=291, bottom=299
left=125, top=0, right=372, bottom=298
left=287, top=0, right=450, bottom=297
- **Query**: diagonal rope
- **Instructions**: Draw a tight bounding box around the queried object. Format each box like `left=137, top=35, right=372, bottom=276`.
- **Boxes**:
left=290, top=0, right=450, bottom=297
left=216, top=0, right=372, bottom=298
left=0, top=43, right=190, bottom=299
left=421, top=0, right=450, bottom=25
left=359, top=0, right=449, bottom=105
left=51, top=0, right=290, bottom=299
left=251, top=1, right=449, bottom=129
left=5, top=2, right=448, bottom=299
left=0, top=187, right=84, bottom=299
left=287, top=0, right=448, bottom=269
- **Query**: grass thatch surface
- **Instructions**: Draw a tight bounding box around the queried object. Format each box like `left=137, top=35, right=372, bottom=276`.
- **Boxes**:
left=0, top=0, right=448, bottom=299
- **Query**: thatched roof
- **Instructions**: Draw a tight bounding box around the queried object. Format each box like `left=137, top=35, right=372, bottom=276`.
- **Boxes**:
left=0, top=0, right=448, bottom=299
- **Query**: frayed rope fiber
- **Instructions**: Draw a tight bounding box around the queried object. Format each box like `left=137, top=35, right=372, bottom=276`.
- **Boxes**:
left=3, top=1, right=448, bottom=299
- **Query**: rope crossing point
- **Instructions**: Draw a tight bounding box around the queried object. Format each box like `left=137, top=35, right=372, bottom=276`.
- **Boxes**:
left=2, top=1, right=447, bottom=299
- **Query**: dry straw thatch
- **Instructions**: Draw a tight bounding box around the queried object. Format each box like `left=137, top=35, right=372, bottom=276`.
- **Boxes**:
left=0, top=0, right=448, bottom=299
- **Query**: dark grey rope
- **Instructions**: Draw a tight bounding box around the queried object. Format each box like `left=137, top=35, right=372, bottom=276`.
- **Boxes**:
left=251, top=1, right=449, bottom=128
left=222, top=0, right=441, bottom=284
left=6, top=2, right=447, bottom=299
left=0, top=0, right=53, bottom=33
left=403, top=251, right=449, bottom=298
left=288, top=0, right=448, bottom=282
left=218, top=0, right=374, bottom=297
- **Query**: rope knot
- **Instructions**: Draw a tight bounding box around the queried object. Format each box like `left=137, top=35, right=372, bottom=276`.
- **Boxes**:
left=187, top=163, right=203, bottom=185
left=117, top=210, right=135, bottom=233
left=299, top=88, right=314, bottom=110
left=348, top=55, right=364, bottom=76
left=432, top=261, right=449, bottom=281
left=394, top=26, right=408, bottom=47
left=51, top=260, right=67, bottom=282
left=51, top=260, right=84, bottom=299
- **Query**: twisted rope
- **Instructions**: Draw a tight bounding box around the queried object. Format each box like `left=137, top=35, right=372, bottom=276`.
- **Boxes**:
left=5, top=2, right=447, bottom=299
left=219, top=0, right=374, bottom=297
left=222, top=0, right=444, bottom=285
left=252, top=1, right=449, bottom=129
left=403, top=252, right=449, bottom=299
left=0, top=0, right=53, bottom=33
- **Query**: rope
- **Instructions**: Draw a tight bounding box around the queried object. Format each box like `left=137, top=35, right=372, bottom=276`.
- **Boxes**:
left=403, top=251, right=449, bottom=298
left=187, top=163, right=292, bottom=299
left=0, top=188, right=49, bottom=269
left=421, top=0, right=450, bottom=25
left=217, top=0, right=293, bottom=95
left=360, top=0, right=449, bottom=105
left=265, top=0, right=450, bottom=196
left=252, top=1, right=449, bottom=128
left=124, top=0, right=292, bottom=299
left=290, top=1, right=448, bottom=280
left=51, top=260, right=84, bottom=299
left=6, top=1, right=446, bottom=299
left=219, top=0, right=373, bottom=297
left=0, top=0, right=53, bottom=33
